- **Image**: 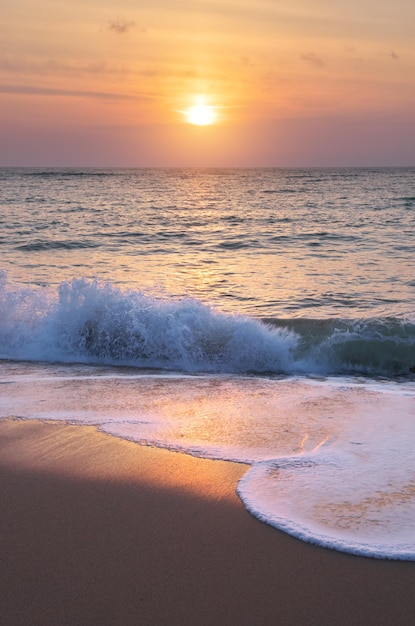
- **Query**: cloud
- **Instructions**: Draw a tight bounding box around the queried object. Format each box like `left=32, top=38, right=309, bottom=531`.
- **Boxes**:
left=301, top=52, right=325, bottom=67
left=391, top=50, right=399, bottom=60
left=240, top=56, right=252, bottom=67
left=0, top=55, right=128, bottom=78
left=0, top=84, right=142, bottom=100
left=108, top=19, right=143, bottom=35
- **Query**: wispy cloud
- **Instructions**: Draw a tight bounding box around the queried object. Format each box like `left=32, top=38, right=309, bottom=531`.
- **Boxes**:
left=301, top=52, right=325, bottom=67
left=0, top=56, right=129, bottom=77
left=108, top=19, right=144, bottom=35
left=0, top=84, right=142, bottom=100
left=391, top=50, right=399, bottom=60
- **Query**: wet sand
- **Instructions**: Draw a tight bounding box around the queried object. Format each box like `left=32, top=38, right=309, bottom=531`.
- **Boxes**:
left=1, top=419, right=415, bottom=626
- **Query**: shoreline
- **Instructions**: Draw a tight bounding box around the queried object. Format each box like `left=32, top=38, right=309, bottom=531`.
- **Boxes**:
left=2, top=418, right=415, bottom=626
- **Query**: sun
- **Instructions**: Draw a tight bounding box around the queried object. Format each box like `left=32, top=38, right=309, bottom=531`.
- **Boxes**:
left=183, top=97, right=217, bottom=126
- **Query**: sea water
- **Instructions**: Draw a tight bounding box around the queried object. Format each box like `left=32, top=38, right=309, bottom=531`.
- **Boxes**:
left=1, top=167, right=415, bottom=559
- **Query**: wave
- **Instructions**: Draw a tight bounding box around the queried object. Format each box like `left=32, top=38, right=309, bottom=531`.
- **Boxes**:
left=16, top=240, right=99, bottom=252
left=25, top=170, right=113, bottom=178
left=265, top=317, right=415, bottom=377
left=0, top=272, right=414, bottom=377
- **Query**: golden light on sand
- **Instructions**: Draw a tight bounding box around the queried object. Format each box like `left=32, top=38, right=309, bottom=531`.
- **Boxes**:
left=184, top=97, right=217, bottom=126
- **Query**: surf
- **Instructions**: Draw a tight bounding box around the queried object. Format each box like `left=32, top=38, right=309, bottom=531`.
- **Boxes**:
left=1, top=273, right=414, bottom=377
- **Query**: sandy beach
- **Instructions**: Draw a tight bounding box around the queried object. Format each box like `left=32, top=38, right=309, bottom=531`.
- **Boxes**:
left=1, top=418, right=415, bottom=626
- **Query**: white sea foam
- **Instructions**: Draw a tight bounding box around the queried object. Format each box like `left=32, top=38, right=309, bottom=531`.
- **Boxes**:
left=2, top=361, right=415, bottom=559
left=238, top=389, right=415, bottom=559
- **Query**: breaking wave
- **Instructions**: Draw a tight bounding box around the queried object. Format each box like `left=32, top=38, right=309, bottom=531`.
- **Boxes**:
left=1, top=272, right=414, bottom=377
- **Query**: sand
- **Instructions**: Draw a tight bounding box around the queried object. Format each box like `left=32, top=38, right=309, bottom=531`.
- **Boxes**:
left=1, top=418, right=415, bottom=626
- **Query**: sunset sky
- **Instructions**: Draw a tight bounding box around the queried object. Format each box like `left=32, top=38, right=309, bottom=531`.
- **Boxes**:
left=1, top=0, right=414, bottom=167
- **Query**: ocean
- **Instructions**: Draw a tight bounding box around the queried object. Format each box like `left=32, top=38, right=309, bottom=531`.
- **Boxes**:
left=1, top=166, right=415, bottom=559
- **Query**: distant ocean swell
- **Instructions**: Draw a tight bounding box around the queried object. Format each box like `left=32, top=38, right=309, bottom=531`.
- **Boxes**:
left=1, top=273, right=414, bottom=377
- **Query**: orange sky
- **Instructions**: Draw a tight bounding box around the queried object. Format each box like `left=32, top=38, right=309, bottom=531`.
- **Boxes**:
left=1, top=0, right=414, bottom=166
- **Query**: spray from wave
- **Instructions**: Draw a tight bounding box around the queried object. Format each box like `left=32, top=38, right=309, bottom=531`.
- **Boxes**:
left=0, top=272, right=295, bottom=373
left=0, top=272, right=414, bottom=376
